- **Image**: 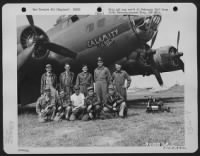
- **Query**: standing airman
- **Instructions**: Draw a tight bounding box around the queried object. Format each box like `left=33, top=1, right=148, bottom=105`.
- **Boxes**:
left=76, top=64, right=93, bottom=96
left=112, top=63, right=131, bottom=101
left=94, top=57, right=111, bottom=104
left=40, top=64, right=57, bottom=95
left=59, top=63, right=74, bottom=101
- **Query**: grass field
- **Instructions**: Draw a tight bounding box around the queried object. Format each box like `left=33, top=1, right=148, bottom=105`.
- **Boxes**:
left=18, top=85, right=184, bottom=147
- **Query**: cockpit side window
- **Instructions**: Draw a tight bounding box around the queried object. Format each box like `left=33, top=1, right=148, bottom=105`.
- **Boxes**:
left=86, top=23, right=94, bottom=32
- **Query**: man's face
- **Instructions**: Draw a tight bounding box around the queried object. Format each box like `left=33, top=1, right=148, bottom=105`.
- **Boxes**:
left=45, top=91, right=51, bottom=98
left=82, top=66, right=88, bottom=73
left=88, top=90, right=94, bottom=96
left=59, top=91, right=65, bottom=98
left=64, top=64, right=70, bottom=71
left=46, top=67, right=52, bottom=73
left=108, top=89, right=115, bottom=95
left=75, top=89, right=80, bottom=95
left=97, top=61, right=103, bottom=67
left=115, top=64, right=121, bottom=71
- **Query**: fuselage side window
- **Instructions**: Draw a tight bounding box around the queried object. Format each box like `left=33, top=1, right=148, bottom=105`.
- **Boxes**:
left=97, top=18, right=105, bottom=27
left=86, top=23, right=94, bottom=32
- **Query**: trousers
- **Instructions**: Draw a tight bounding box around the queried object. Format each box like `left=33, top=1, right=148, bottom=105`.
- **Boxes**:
left=95, top=81, right=108, bottom=104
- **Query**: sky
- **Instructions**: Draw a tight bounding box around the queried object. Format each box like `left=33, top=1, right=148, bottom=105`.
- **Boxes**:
left=17, top=6, right=196, bottom=89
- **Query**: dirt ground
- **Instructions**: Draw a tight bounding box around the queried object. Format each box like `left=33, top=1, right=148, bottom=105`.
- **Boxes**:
left=18, top=85, right=184, bottom=147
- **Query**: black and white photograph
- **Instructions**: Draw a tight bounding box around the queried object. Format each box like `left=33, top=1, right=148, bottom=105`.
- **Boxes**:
left=3, top=3, right=198, bottom=153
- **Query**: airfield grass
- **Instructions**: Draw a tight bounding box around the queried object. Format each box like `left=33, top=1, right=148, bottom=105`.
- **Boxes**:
left=18, top=86, right=184, bottom=147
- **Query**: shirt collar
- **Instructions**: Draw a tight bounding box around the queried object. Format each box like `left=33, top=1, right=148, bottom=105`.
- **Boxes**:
left=97, top=66, right=104, bottom=70
left=46, top=72, right=52, bottom=76
left=116, top=70, right=122, bottom=73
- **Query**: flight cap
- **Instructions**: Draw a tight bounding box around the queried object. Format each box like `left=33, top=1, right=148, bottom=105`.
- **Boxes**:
left=45, top=64, right=52, bottom=69
left=74, top=85, right=80, bottom=90
left=87, top=86, right=94, bottom=91
left=97, top=57, right=103, bottom=62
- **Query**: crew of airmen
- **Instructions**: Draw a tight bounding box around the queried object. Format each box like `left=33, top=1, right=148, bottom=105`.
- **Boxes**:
left=36, top=57, right=132, bottom=122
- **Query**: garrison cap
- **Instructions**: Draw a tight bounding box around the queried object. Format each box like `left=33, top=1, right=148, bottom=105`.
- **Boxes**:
left=87, top=86, right=94, bottom=91
left=115, top=62, right=122, bottom=66
left=97, top=57, right=103, bottom=62
left=108, top=84, right=115, bottom=90
left=45, top=64, right=52, bottom=69
left=59, top=90, right=65, bottom=95
left=74, top=85, right=80, bottom=90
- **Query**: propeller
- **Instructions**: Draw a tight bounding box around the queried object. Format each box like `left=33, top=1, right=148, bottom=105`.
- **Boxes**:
left=26, top=15, right=38, bottom=36
left=150, top=31, right=158, bottom=48
left=135, top=26, right=163, bottom=85
left=18, top=15, right=77, bottom=71
left=177, top=31, right=180, bottom=52
left=43, top=42, right=77, bottom=58
left=151, top=67, right=163, bottom=86
left=18, top=43, right=35, bottom=70
left=25, top=15, right=77, bottom=58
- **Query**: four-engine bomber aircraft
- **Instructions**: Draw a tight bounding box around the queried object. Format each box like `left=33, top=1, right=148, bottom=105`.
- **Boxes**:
left=17, top=15, right=184, bottom=104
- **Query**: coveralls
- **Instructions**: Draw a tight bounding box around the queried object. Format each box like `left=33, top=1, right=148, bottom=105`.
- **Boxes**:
left=112, top=70, right=131, bottom=100
left=94, top=66, right=111, bottom=104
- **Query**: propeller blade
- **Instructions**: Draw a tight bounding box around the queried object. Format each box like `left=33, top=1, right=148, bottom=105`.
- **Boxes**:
left=177, top=31, right=180, bottom=52
left=43, top=42, right=77, bottom=58
left=151, top=67, right=163, bottom=86
left=18, top=44, right=35, bottom=71
left=178, top=59, right=184, bottom=72
left=128, top=15, right=138, bottom=37
left=150, top=31, right=158, bottom=48
left=26, top=15, right=37, bottom=36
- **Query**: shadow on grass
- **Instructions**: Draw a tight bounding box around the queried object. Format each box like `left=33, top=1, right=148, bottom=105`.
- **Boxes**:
left=18, top=104, right=37, bottom=115
left=127, top=97, right=184, bottom=109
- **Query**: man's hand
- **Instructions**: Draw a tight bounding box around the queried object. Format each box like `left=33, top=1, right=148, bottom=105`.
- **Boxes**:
left=113, top=107, right=117, bottom=111
left=127, top=84, right=130, bottom=89
left=113, top=102, right=117, bottom=107
left=87, top=105, right=92, bottom=112
left=72, top=106, right=79, bottom=112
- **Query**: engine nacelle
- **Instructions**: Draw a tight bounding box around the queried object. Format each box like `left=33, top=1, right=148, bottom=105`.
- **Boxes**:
left=153, top=45, right=184, bottom=72
left=18, top=25, right=50, bottom=60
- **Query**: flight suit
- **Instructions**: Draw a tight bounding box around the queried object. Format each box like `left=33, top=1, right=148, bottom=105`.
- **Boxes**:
left=40, top=72, right=57, bottom=94
left=76, top=72, right=93, bottom=96
left=94, top=66, right=111, bottom=104
left=36, top=95, right=56, bottom=122
left=83, top=93, right=101, bottom=120
left=103, top=92, right=127, bottom=117
left=59, top=71, right=74, bottom=98
left=112, top=70, right=131, bottom=100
